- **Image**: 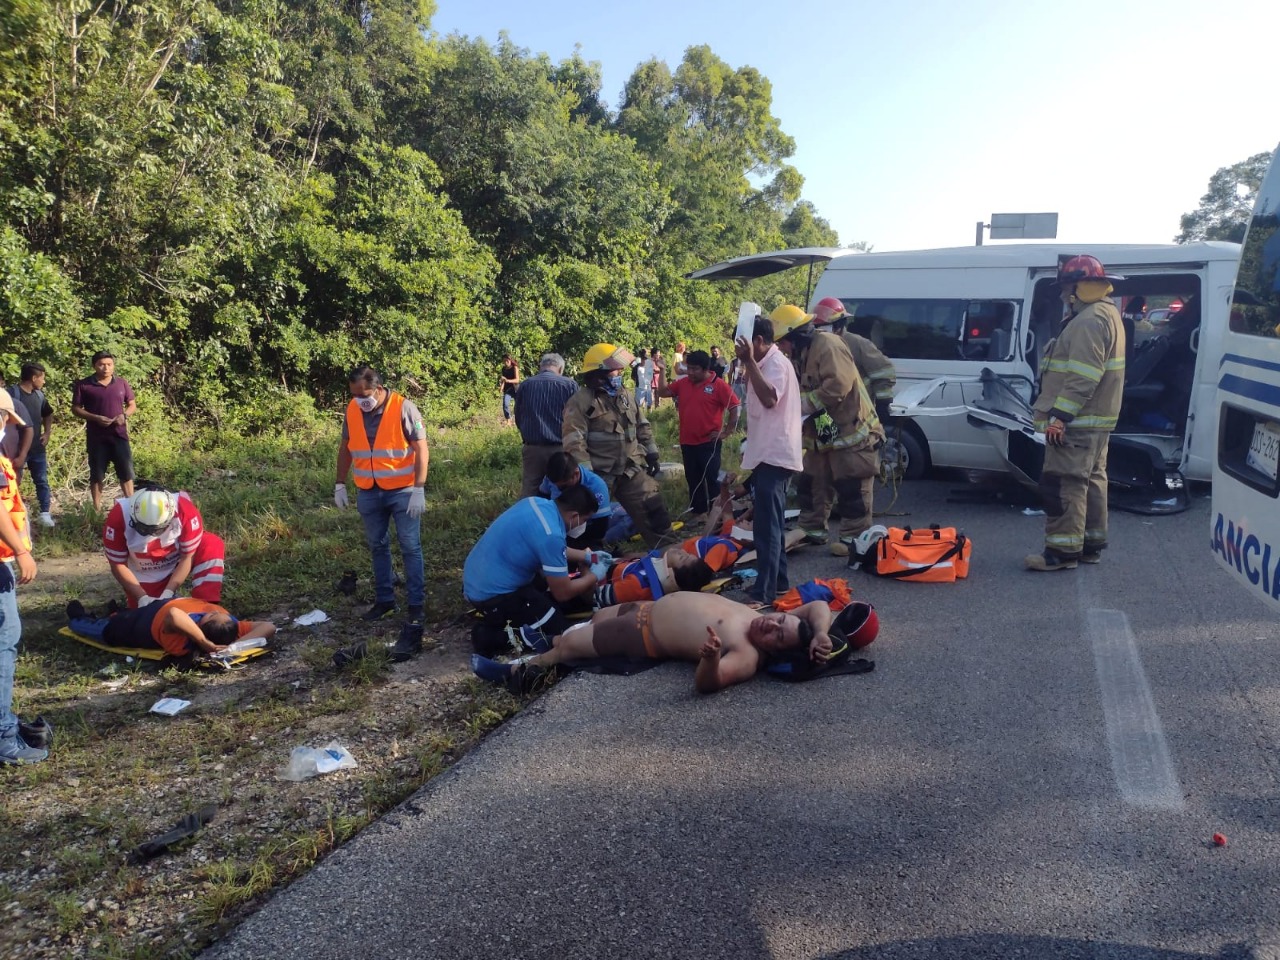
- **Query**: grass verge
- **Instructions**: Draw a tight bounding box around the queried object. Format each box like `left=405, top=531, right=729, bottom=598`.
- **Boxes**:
left=1, top=403, right=710, bottom=959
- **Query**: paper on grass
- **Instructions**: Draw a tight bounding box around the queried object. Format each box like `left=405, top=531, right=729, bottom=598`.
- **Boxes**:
left=293, top=609, right=330, bottom=626
left=150, top=698, right=191, bottom=716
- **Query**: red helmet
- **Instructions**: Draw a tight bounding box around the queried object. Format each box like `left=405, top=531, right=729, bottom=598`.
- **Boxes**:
left=1058, top=254, right=1124, bottom=284
left=834, top=600, right=879, bottom=650
left=812, top=296, right=848, bottom=326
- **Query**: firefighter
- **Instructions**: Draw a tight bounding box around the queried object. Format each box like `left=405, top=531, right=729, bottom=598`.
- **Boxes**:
left=771, top=305, right=885, bottom=557
left=563, top=343, right=675, bottom=549
left=812, top=297, right=897, bottom=420
left=1026, top=254, right=1126, bottom=571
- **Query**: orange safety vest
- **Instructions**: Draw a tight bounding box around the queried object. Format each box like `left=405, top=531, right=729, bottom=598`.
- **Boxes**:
left=345, top=392, right=416, bottom=490
left=0, top=455, right=31, bottom=561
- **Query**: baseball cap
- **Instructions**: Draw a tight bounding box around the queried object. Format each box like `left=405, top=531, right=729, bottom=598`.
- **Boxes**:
left=0, top=391, right=28, bottom=426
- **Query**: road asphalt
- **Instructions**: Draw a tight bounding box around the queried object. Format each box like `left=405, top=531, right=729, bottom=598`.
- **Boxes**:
left=205, top=477, right=1280, bottom=960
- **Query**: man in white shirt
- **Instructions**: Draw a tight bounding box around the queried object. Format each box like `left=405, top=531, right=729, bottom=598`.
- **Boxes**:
left=733, top=315, right=803, bottom=606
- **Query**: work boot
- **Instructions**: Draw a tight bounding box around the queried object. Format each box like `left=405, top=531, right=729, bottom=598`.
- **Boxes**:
left=0, top=734, right=48, bottom=765
left=1024, top=551, right=1078, bottom=572
left=66, top=599, right=88, bottom=622
left=360, top=600, right=398, bottom=621
left=1080, top=550, right=1102, bottom=564
left=331, top=640, right=368, bottom=669
left=390, top=620, right=423, bottom=662
left=829, top=539, right=852, bottom=557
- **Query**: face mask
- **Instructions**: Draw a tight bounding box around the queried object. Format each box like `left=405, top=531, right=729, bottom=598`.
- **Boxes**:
left=604, top=373, right=623, bottom=396
left=567, top=519, right=587, bottom=539
left=355, top=393, right=380, bottom=413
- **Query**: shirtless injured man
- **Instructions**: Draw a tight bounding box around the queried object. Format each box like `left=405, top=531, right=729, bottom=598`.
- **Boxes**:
left=472, top=591, right=875, bottom=694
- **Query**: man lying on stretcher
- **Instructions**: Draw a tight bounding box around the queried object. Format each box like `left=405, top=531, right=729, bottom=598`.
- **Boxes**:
left=473, top=592, right=837, bottom=694
left=592, top=529, right=748, bottom=607
left=66, top=596, right=275, bottom=658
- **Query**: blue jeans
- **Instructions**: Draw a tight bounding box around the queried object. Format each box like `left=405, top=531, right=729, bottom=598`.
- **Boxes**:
left=747, top=463, right=793, bottom=602
left=17, top=453, right=51, bottom=513
left=0, top=564, right=20, bottom=739
left=681, top=440, right=722, bottom=515
left=502, top=393, right=515, bottom=421
left=635, top=384, right=653, bottom=409
left=357, top=486, right=425, bottom=609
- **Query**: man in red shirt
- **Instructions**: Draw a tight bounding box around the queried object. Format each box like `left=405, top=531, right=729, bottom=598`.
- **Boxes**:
left=657, top=350, right=740, bottom=524
left=103, top=488, right=226, bottom=607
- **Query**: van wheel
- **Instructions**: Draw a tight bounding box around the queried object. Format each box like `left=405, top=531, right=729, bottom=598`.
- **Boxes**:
left=881, top=424, right=929, bottom=481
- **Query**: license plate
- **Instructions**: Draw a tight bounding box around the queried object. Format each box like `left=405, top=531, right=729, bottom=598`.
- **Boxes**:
left=1246, top=421, right=1280, bottom=480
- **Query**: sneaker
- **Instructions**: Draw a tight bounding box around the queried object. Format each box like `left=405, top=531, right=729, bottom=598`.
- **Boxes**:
left=1080, top=551, right=1102, bottom=565
left=335, top=570, right=358, bottom=595
left=66, top=599, right=88, bottom=622
left=800, top=530, right=828, bottom=546
left=38, top=512, right=55, bottom=528
left=1024, top=552, right=1078, bottom=572
left=829, top=539, right=852, bottom=557
left=0, top=734, right=48, bottom=765
left=18, top=716, right=53, bottom=750
left=360, top=600, right=399, bottom=621
left=390, top=621, right=423, bottom=662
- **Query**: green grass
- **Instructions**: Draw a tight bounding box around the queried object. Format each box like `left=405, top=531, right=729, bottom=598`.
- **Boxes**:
left=3, top=397, right=725, bottom=960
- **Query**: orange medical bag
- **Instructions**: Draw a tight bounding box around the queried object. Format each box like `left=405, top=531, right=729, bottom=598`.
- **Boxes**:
left=875, top=525, right=971, bottom=582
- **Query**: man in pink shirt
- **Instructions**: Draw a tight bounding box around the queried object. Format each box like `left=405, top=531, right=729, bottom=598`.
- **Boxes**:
left=733, top=315, right=803, bottom=606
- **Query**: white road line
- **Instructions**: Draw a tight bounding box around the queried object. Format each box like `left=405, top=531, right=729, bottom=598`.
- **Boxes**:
left=1087, top=608, right=1186, bottom=811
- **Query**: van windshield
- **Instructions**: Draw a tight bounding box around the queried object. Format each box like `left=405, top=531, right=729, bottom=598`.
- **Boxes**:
left=839, top=298, right=1018, bottom=361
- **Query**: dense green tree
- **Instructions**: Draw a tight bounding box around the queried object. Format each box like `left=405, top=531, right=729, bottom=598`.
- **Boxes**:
left=1176, top=151, right=1274, bottom=244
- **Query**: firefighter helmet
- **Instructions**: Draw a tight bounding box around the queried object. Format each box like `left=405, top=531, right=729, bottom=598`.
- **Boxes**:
left=581, top=343, right=634, bottom=374
left=1058, top=254, right=1125, bottom=284
left=833, top=600, right=879, bottom=650
left=768, top=304, right=813, bottom=340
left=812, top=296, right=848, bottom=326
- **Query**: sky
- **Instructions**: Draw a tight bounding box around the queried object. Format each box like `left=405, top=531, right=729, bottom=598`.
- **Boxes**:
left=428, top=0, right=1279, bottom=255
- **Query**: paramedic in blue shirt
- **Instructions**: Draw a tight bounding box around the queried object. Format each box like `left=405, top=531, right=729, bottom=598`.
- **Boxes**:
left=462, top=484, right=604, bottom=648
left=538, top=451, right=612, bottom=549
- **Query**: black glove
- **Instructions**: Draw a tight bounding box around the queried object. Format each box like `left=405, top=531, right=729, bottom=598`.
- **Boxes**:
left=876, top=399, right=893, bottom=423
left=646, top=452, right=661, bottom=477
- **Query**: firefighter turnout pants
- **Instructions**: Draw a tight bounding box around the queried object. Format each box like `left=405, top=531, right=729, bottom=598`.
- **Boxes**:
left=796, top=445, right=879, bottom=541
left=609, top=470, right=675, bottom=549
left=1039, top=430, right=1110, bottom=560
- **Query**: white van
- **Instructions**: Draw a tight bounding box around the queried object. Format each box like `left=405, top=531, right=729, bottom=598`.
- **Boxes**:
left=1210, top=145, right=1280, bottom=613
left=691, top=242, right=1242, bottom=497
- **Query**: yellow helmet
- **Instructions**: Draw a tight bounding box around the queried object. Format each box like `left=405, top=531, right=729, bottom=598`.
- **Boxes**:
left=581, top=343, right=635, bottom=374
left=768, top=304, right=813, bottom=340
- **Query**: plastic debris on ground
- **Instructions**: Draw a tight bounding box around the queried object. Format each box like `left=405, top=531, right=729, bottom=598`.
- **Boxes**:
left=150, top=698, right=192, bottom=716
left=293, top=609, right=330, bottom=626
left=279, top=741, right=358, bottom=781
left=1022, top=507, right=1046, bottom=517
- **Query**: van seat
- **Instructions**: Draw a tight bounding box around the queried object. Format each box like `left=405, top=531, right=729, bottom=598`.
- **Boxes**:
left=1122, top=336, right=1169, bottom=404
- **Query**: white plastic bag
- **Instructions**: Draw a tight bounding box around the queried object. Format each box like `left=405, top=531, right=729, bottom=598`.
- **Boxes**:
left=279, top=741, right=358, bottom=781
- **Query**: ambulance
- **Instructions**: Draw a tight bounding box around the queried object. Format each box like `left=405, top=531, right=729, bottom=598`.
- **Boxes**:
left=1210, top=144, right=1280, bottom=614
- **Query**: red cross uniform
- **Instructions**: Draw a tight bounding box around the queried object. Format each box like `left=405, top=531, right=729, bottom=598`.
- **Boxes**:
left=103, top=492, right=225, bottom=605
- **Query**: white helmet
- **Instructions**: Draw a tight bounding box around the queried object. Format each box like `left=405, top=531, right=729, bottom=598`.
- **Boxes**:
left=130, top=489, right=178, bottom=536
left=853, top=525, right=889, bottom=558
